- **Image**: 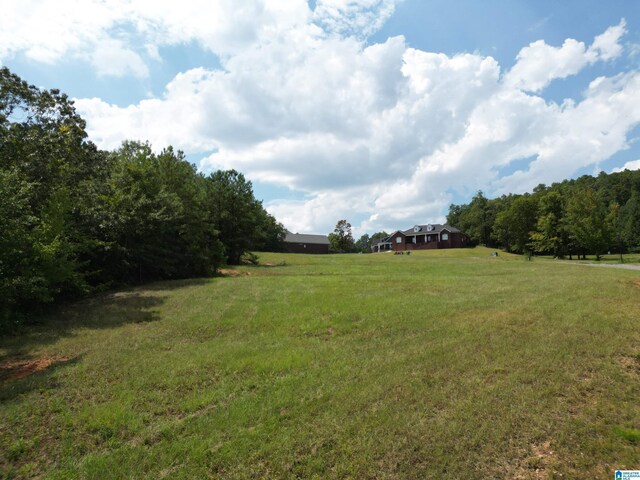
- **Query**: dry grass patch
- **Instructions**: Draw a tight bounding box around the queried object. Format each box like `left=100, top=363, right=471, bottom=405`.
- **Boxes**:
left=620, top=353, right=640, bottom=377
left=520, top=441, right=557, bottom=479
left=218, top=268, right=250, bottom=277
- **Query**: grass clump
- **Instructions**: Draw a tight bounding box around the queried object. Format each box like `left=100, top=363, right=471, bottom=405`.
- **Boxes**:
left=613, top=426, right=640, bottom=444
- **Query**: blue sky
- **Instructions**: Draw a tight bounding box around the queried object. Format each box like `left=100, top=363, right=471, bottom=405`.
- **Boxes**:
left=2, top=0, right=640, bottom=236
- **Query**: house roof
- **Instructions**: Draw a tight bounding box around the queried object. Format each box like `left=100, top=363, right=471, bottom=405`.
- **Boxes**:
left=284, top=231, right=330, bottom=245
left=402, top=224, right=461, bottom=235
left=371, top=236, right=391, bottom=246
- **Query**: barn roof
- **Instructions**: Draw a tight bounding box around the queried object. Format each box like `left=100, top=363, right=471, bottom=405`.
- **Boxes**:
left=284, top=232, right=330, bottom=245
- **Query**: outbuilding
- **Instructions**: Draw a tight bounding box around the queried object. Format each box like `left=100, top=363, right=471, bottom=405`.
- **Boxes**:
left=284, top=231, right=330, bottom=254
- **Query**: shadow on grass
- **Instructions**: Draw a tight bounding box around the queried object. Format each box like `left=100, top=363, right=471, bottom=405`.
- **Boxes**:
left=0, top=278, right=212, bottom=400
left=134, top=277, right=210, bottom=291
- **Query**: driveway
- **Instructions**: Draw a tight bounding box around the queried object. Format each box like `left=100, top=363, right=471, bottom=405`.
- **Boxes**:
left=559, top=261, right=640, bottom=271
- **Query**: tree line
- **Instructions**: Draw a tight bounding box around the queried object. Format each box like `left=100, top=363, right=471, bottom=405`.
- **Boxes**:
left=0, top=67, right=285, bottom=330
left=447, top=170, right=640, bottom=259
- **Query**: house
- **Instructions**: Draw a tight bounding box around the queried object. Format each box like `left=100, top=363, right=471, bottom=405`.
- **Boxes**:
left=371, top=236, right=393, bottom=252
left=284, top=231, right=330, bottom=254
left=372, top=224, right=468, bottom=252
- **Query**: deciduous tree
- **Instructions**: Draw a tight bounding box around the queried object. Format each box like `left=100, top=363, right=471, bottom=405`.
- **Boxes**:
left=565, top=189, right=615, bottom=261
left=329, top=219, right=355, bottom=253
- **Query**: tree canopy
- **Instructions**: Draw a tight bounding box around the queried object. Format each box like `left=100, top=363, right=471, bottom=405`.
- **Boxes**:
left=0, top=67, right=285, bottom=331
left=328, top=220, right=356, bottom=253
left=448, top=170, right=640, bottom=258
left=355, top=231, right=389, bottom=253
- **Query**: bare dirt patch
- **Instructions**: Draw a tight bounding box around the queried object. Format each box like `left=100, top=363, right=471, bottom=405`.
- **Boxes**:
left=218, top=269, right=250, bottom=277
left=633, top=279, right=640, bottom=289
left=621, top=354, right=640, bottom=377
left=110, top=290, right=158, bottom=298
left=507, top=440, right=557, bottom=479
left=0, top=356, right=71, bottom=382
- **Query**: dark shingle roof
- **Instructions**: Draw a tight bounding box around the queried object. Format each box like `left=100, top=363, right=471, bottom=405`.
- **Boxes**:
left=284, top=232, right=330, bottom=245
left=371, top=236, right=391, bottom=246
left=402, top=224, right=460, bottom=235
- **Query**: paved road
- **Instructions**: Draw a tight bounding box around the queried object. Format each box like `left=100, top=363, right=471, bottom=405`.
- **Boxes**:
left=560, top=261, right=640, bottom=271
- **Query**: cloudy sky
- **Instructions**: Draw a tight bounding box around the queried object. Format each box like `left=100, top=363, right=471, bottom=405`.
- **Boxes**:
left=2, top=0, right=640, bottom=236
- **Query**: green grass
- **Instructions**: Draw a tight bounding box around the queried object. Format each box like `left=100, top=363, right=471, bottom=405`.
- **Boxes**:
left=1, top=247, right=639, bottom=479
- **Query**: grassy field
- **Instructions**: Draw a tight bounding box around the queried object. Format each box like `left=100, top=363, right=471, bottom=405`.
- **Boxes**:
left=1, top=247, right=639, bottom=479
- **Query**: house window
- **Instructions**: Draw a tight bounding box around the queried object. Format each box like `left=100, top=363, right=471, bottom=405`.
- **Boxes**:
left=396, top=237, right=402, bottom=243
left=442, top=233, right=449, bottom=241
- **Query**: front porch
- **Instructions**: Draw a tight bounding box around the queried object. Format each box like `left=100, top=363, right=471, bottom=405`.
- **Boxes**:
left=372, top=242, right=392, bottom=253
left=397, top=233, right=441, bottom=250
left=395, top=241, right=448, bottom=251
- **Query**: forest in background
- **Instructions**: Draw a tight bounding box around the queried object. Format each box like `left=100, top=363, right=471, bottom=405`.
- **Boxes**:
left=4, top=64, right=640, bottom=329
left=0, top=67, right=285, bottom=330
left=447, top=169, right=640, bottom=259
left=339, top=170, right=640, bottom=256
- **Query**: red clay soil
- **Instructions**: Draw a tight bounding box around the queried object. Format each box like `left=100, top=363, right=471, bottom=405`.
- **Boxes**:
left=218, top=269, right=250, bottom=277
left=0, top=356, right=70, bottom=382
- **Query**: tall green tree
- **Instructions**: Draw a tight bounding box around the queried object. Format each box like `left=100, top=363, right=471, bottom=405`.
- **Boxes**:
left=492, top=195, right=538, bottom=254
left=328, top=220, right=355, bottom=253
left=565, top=189, right=616, bottom=260
left=355, top=233, right=371, bottom=253
left=619, top=190, right=640, bottom=251
left=448, top=191, right=495, bottom=246
left=105, top=142, right=224, bottom=282
left=446, top=204, right=463, bottom=229
left=1, top=66, right=104, bottom=324
left=253, top=208, right=287, bottom=252
left=206, top=170, right=265, bottom=264
left=0, top=169, right=43, bottom=327
left=355, top=231, right=389, bottom=252
left=529, top=191, right=572, bottom=258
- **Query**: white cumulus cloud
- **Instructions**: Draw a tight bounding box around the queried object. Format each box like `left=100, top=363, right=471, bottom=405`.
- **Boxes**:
left=589, top=19, right=627, bottom=60
left=8, top=2, right=635, bottom=236
left=0, top=0, right=399, bottom=74
left=91, top=38, right=149, bottom=78
left=313, top=0, right=401, bottom=38
left=503, top=19, right=627, bottom=93
left=72, top=16, right=640, bottom=235
left=612, top=159, right=640, bottom=173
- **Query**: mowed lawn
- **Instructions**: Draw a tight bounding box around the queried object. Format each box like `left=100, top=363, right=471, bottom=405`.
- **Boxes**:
left=1, top=248, right=639, bottom=479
